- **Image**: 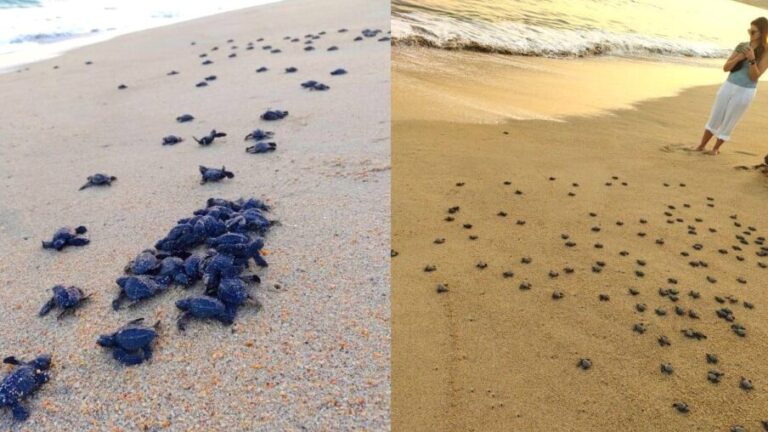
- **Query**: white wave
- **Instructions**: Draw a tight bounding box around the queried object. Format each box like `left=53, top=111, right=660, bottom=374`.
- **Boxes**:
left=392, top=12, right=731, bottom=59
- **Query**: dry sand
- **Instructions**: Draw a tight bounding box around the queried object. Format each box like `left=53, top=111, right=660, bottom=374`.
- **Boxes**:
left=392, top=48, right=768, bottom=432
left=0, top=0, right=390, bottom=430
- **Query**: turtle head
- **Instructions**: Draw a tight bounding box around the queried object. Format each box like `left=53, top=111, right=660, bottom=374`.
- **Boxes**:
left=176, top=298, right=191, bottom=311
left=223, top=167, right=234, bottom=178
left=110, top=176, right=117, bottom=181
left=32, top=355, right=52, bottom=370
left=97, top=334, right=116, bottom=347
left=75, top=226, right=87, bottom=235
left=116, top=276, right=129, bottom=288
left=51, top=284, right=66, bottom=295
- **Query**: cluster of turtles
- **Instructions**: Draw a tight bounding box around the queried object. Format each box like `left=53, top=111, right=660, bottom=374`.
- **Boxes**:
left=400, top=175, right=767, bottom=431
left=1, top=23, right=392, bottom=423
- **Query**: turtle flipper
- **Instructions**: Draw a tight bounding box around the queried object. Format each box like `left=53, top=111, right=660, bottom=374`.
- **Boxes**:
left=38, top=297, right=56, bottom=317
left=56, top=307, right=75, bottom=320
left=3, top=356, right=22, bottom=365
left=10, top=401, right=29, bottom=421
left=78, top=182, right=92, bottom=191
left=177, top=312, right=191, bottom=332
left=111, top=292, right=125, bottom=311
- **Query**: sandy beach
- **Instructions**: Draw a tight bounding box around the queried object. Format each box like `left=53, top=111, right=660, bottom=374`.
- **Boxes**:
left=392, top=47, right=768, bottom=431
left=0, top=0, right=390, bottom=430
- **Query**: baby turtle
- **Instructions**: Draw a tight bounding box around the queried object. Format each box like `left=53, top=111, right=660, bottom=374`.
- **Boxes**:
left=672, top=402, right=689, bottom=414
left=79, top=173, right=117, bottom=190
left=521, top=257, right=532, bottom=264
left=628, top=288, right=639, bottom=295
left=739, top=377, right=753, bottom=391
left=285, top=67, right=298, bottom=73
left=330, top=68, right=347, bottom=75
left=660, top=363, right=674, bottom=375
left=424, top=265, right=436, bottom=272
left=176, top=114, right=195, bottom=123
left=39, top=285, right=90, bottom=319
left=42, top=226, right=88, bottom=250
left=598, top=294, right=610, bottom=302
left=706, top=353, right=718, bottom=364
left=577, top=358, right=592, bottom=370
left=658, top=335, right=671, bottom=347
left=261, top=110, right=289, bottom=121
left=731, top=324, right=746, bottom=337
left=434, top=238, right=445, bottom=244
left=193, top=129, right=227, bottom=146
left=707, top=370, right=723, bottom=384
left=176, top=297, right=235, bottom=331
left=476, top=261, right=487, bottom=270
left=256, top=66, right=268, bottom=73
left=97, top=318, right=160, bottom=366
left=0, top=355, right=52, bottom=421
left=633, top=323, right=647, bottom=334
left=682, top=329, right=707, bottom=340
left=301, top=80, right=329, bottom=91
left=552, top=291, right=564, bottom=300
left=112, top=275, right=168, bottom=310
left=244, top=129, right=274, bottom=141
left=117, top=84, right=127, bottom=90
left=199, top=166, right=235, bottom=184
left=635, top=303, right=647, bottom=312
left=245, top=142, right=277, bottom=154
left=436, top=284, right=449, bottom=294
left=162, top=135, right=184, bottom=145
left=519, top=282, right=532, bottom=290
left=502, top=271, right=514, bottom=278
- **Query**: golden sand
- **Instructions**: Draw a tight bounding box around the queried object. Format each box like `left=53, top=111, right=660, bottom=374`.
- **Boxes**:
left=392, top=48, right=768, bottom=431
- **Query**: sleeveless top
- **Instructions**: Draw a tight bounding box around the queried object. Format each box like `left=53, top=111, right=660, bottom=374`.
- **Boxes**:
left=728, top=42, right=758, bottom=89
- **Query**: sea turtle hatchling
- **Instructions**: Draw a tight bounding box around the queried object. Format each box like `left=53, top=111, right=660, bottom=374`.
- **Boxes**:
left=79, top=173, right=117, bottom=190
left=244, top=129, right=274, bottom=141
left=193, top=129, right=227, bottom=146
left=175, top=296, right=235, bottom=331
left=41, top=226, right=89, bottom=250
left=38, top=285, right=90, bottom=319
left=176, top=114, right=195, bottom=123
left=245, top=142, right=277, bottom=154
left=112, top=275, right=168, bottom=310
left=199, top=166, right=235, bottom=184
left=162, top=135, right=184, bottom=145
left=97, top=318, right=160, bottom=366
left=261, top=110, right=289, bottom=121
left=0, top=354, right=52, bottom=421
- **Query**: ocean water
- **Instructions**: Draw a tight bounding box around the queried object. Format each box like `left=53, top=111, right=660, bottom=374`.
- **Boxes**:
left=392, top=0, right=767, bottom=59
left=0, top=0, right=280, bottom=70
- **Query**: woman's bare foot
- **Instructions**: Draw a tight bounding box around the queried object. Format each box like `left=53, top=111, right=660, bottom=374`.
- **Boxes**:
left=691, top=145, right=705, bottom=151
left=704, top=149, right=720, bottom=155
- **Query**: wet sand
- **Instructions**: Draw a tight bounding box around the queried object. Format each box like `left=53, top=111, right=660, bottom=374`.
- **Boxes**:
left=0, top=0, right=390, bottom=430
left=392, top=48, right=768, bottom=431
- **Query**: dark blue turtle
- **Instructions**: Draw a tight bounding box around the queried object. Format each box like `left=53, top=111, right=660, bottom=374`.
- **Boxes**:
left=327, top=46, right=338, bottom=51
left=166, top=70, right=179, bottom=76
left=176, top=114, right=194, bottom=123
left=270, top=49, right=281, bottom=54
left=41, top=226, right=88, bottom=250
left=195, top=81, right=208, bottom=88
left=176, top=297, right=235, bottom=331
left=300, top=80, right=329, bottom=91
left=97, top=318, right=159, bottom=366
left=125, top=249, right=161, bottom=275
left=261, top=110, right=288, bottom=121
left=354, top=36, right=363, bottom=41
left=244, top=129, right=274, bottom=141
left=155, top=256, right=190, bottom=286
left=285, top=67, right=297, bottom=73
left=193, top=129, right=227, bottom=146
left=201, top=252, right=244, bottom=292
left=256, top=66, right=268, bottom=73
left=207, top=233, right=266, bottom=266
left=155, top=222, right=200, bottom=252
left=246, top=142, right=276, bottom=154
left=0, top=355, right=52, bottom=421
left=79, top=173, right=116, bottom=190
left=202, top=59, right=213, bottom=65
left=330, top=68, right=347, bottom=76
left=217, top=277, right=260, bottom=309
left=199, top=166, right=234, bottom=184
left=362, top=29, right=381, bottom=38
left=112, top=275, right=168, bottom=310
left=162, top=135, right=184, bottom=145
left=304, top=46, right=315, bottom=51
left=204, top=75, right=217, bottom=81
left=38, top=285, right=90, bottom=319
left=262, top=45, right=272, bottom=50
left=227, top=208, right=272, bottom=235
left=117, top=84, right=127, bottom=90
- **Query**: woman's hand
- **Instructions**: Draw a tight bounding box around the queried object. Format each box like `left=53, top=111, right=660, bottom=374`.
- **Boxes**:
left=745, top=47, right=756, bottom=61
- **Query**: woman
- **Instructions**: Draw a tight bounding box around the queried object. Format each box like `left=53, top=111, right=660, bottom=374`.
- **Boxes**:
left=696, top=17, right=768, bottom=155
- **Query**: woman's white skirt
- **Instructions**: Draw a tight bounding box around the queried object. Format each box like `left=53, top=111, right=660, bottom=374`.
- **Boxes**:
left=705, top=80, right=757, bottom=141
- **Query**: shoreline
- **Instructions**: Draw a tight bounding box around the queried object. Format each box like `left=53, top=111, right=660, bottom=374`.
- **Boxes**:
left=0, top=0, right=283, bottom=73
left=394, top=46, right=731, bottom=124
left=393, top=56, right=768, bottom=431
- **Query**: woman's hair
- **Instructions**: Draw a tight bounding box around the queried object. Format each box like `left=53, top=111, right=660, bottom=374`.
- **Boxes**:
left=752, top=17, right=768, bottom=62
left=733, top=17, right=768, bottom=72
